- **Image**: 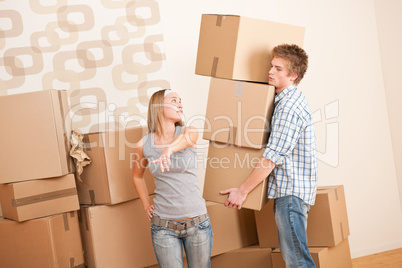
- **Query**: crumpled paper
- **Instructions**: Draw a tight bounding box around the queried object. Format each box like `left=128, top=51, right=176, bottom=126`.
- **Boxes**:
left=70, top=129, right=91, bottom=183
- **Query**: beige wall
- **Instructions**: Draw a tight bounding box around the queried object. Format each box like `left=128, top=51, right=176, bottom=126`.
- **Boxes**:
left=158, top=0, right=402, bottom=258
left=0, top=1, right=169, bottom=134
left=374, top=0, right=402, bottom=212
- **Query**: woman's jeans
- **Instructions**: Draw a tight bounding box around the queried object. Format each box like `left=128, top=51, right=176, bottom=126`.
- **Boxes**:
left=274, top=195, right=316, bottom=268
left=151, top=216, right=213, bottom=268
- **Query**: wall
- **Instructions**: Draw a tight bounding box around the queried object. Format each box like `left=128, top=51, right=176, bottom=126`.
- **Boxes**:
left=0, top=0, right=169, bottom=133
left=157, top=0, right=402, bottom=258
left=374, top=0, right=402, bottom=213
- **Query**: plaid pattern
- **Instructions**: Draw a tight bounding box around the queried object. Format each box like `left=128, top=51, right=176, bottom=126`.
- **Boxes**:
left=263, top=85, right=318, bottom=205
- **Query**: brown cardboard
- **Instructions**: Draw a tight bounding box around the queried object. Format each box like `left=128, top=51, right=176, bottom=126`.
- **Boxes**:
left=195, top=14, right=305, bottom=83
left=79, top=198, right=157, bottom=268
left=271, top=238, right=352, bottom=268
left=203, top=78, right=275, bottom=149
left=207, top=201, right=259, bottom=256
left=255, top=185, right=350, bottom=247
left=95, top=200, right=258, bottom=268
left=0, top=89, right=74, bottom=183
left=203, top=142, right=268, bottom=210
left=0, top=174, right=79, bottom=222
left=77, top=126, right=155, bottom=205
left=0, top=211, right=84, bottom=268
left=211, top=245, right=272, bottom=268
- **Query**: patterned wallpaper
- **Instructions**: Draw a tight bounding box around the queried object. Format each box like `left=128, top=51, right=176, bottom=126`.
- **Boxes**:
left=0, top=0, right=169, bottom=133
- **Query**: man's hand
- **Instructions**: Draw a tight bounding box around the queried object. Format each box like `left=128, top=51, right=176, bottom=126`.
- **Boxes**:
left=220, top=188, right=248, bottom=210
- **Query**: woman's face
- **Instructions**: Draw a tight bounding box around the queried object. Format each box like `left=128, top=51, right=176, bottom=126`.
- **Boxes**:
left=163, top=92, right=183, bottom=122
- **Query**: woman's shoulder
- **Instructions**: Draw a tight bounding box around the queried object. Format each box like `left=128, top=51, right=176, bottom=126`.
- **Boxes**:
left=137, top=131, right=152, bottom=148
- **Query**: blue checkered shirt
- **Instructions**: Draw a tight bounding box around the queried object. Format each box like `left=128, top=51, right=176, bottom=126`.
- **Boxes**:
left=263, top=84, right=318, bottom=205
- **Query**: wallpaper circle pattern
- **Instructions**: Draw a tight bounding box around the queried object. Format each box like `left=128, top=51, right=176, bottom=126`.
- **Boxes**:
left=0, top=0, right=169, bottom=133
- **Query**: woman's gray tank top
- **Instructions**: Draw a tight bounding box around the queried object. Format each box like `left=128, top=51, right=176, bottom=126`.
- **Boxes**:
left=143, top=126, right=207, bottom=219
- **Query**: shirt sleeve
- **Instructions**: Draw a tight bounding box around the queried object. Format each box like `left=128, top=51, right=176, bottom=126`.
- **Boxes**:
left=263, top=107, right=305, bottom=165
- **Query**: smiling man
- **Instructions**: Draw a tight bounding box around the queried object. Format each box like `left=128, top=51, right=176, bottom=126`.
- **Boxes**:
left=221, top=44, right=318, bottom=268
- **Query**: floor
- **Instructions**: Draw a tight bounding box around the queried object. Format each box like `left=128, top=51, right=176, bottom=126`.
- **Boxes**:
left=352, top=248, right=402, bottom=268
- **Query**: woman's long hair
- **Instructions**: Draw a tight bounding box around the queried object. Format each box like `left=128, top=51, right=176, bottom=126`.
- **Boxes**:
left=147, top=89, right=184, bottom=136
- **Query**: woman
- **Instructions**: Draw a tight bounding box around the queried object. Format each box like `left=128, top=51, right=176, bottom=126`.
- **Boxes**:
left=132, top=89, right=213, bottom=268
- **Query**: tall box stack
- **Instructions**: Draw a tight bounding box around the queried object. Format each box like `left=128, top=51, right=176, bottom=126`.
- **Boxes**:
left=195, top=13, right=306, bottom=266
left=0, top=90, right=84, bottom=267
left=197, top=14, right=305, bottom=211
left=76, top=126, right=158, bottom=267
left=255, top=185, right=352, bottom=267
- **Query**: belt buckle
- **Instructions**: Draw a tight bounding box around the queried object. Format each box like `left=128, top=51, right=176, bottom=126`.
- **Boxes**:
left=176, top=223, right=185, bottom=231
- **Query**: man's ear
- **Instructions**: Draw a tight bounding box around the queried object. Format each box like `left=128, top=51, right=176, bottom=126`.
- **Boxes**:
left=290, top=72, right=299, bottom=82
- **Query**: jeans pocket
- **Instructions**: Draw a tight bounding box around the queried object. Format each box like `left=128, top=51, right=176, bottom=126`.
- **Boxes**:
left=197, top=217, right=211, bottom=230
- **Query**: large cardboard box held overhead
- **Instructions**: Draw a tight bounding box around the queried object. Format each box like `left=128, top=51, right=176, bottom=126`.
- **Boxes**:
left=0, top=174, right=79, bottom=222
left=255, top=185, right=350, bottom=247
left=271, top=238, right=352, bottom=268
left=203, top=142, right=268, bottom=210
left=211, top=245, right=272, bottom=268
left=0, top=211, right=84, bottom=268
left=0, top=90, right=74, bottom=183
left=77, top=126, right=155, bottom=205
left=195, top=14, right=305, bottom=83
left=79, top=197, right=158, bottom=268
left=203, top=78, right=275, bottom=149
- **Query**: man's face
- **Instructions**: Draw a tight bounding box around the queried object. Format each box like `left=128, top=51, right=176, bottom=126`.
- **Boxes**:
left=268, top=57, right=298, bottom=94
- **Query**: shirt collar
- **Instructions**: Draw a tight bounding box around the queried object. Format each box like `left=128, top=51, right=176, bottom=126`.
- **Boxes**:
left=274, top=84, right=297, bottom=105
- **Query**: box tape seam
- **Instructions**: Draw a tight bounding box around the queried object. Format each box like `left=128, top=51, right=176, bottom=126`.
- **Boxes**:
left=234, top=82, right=243, bottom=97
left=211, top=57, right=219, bottom=77
left=11, top=188, right=77, bottom=207
left=228, top=126, right=237, bottom=145
left=216, top=15, right=223, bottom=26
left=63, top=213, right=70, bottom=231
left=89, top=190, right=96, bottom=206
left=58, top=90, right=71, bottom=170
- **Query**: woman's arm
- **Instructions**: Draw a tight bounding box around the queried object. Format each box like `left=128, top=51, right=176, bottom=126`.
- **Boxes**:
left=151, top=126, right=199, bottom=172
left=132, top=138, right=154, bottom=220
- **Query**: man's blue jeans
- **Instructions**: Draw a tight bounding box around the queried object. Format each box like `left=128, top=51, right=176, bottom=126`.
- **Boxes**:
left=274, top=195, right=316, bottom=268
left=151, top=217, right=213, bottom=268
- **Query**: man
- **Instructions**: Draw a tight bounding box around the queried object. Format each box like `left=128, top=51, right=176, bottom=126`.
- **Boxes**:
left=221, top=44, right=318, bottom=268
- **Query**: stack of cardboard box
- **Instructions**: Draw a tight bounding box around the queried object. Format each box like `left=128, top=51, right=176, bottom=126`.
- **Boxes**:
left=196, top=14, right=353, bottom=267
left=255, top=185, right=353, bottom=267
left=77, top=127, right=261, bottom=267
left=0, top=90, right=84, bottom=267
left=75, top=126, right=158, bottom=268
left=197, top=14, right=304, bottom=211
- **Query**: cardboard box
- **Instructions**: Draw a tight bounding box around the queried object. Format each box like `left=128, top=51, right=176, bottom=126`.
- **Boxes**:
left=0, top=211, right=84, bottom=268
left=203, top=78, right=275, bottom=149
left=271, top=238, right=352, bottom=268
left=211, top=245, right=272, bottom=268
left=78, top=126, right=155, bottom=205
left=195, top=14, right=305, bottom=83
left=207, top=201, right=259, bottom=256
left=255, top=185, right=350, bottom=247
left=79, top=198, right=157, bottom=268
left=0, top=89, right=74, bottom=183
left=203, top=142, right=268, bottom=210
left=0, top=174, right=79, bottom=222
